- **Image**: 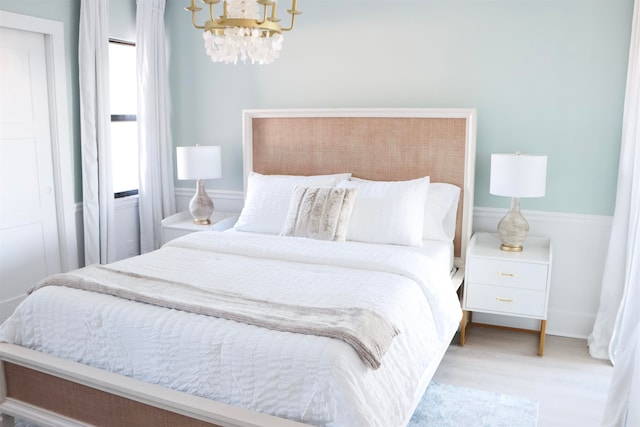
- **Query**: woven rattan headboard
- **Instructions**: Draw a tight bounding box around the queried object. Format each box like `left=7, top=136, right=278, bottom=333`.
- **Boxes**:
left=242, top=108, right=477, bottom=264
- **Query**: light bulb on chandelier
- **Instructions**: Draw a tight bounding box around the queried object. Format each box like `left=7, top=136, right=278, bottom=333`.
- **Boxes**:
left=186, top=0, right=301, bottom=65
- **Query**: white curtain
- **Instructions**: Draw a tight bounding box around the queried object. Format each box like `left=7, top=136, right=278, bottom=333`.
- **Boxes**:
left=588, top=0, right=640, bottom=425
left=136, top=0, right=176, bottom=253
left=79, top=0, right=115, bottom=265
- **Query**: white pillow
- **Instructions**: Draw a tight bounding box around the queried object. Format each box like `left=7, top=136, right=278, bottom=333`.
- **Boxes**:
left=337, top=176, right=430, bottom=247
left=234, top=172, right=351, bottom=234
left=423, top=183, right=461, bottom=242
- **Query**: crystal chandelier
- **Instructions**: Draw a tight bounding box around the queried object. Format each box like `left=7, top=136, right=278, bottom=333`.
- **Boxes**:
left=186, top=0, right=301, bottom=65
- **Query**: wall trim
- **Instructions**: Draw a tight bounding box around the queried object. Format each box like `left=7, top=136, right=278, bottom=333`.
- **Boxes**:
left=175, top=187, right=244, bottom=214
left=472, top=206, right=612, bottom=339
left=175, top=187, right=244, bottom=201
left=474, top=206, right=614, bottom=228
left=173, top=197, right=613, bottom=339
left=74, top=196, right=142, bottom=266
left=114, top=195, right=139, bottom=210
left=83, top=192, right=615, bottom=340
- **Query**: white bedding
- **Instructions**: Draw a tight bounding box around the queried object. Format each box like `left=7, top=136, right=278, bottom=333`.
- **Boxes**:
left=414, top=239, right=455, bottom=274
left=0, top=231, right=461, bottom=427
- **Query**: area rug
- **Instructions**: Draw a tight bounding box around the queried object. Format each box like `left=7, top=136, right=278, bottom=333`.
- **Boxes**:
left=409, top=382, right=539, bottom=427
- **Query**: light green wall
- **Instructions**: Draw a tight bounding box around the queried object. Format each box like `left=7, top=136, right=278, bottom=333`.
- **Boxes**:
left=109, top=0, right=135, bottom=42
left=166, top=0, right=633, bottom=216
left=1, top=1, right=633, bottom=215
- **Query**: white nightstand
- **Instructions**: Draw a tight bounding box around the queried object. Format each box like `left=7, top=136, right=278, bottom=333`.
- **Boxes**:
left=460, top=232, right=552, bottom=356
left=161, top=211, right=238, bottom=244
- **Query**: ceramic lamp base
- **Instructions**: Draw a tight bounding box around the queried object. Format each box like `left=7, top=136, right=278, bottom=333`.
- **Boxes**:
left=497, top=197, right=529, bottom=251
left=189, top=179, right=214, bottom=225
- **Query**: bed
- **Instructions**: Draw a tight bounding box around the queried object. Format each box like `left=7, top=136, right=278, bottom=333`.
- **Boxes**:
left=0, top=108, right=477, bottom=427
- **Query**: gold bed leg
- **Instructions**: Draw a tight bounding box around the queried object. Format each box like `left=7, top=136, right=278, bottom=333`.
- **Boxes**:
left=460, top=310, right=468, bottom=346
left=539, top=319, right=547, bottom=357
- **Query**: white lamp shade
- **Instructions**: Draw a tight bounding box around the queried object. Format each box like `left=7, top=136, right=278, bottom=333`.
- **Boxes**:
left=176, top=146, right=222, bottom=180
left=490, top=153, right=547, bottom=198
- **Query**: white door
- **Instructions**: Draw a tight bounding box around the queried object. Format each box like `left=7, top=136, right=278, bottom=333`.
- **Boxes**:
left=0, top=27, right=63, bottom=322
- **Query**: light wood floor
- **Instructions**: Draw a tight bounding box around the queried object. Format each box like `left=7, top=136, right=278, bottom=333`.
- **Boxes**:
left=432, top=327, right=613, bottom=427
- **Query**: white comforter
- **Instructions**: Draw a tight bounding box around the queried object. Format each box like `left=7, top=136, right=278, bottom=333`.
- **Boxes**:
left=0, top=231, right=461, bottom=427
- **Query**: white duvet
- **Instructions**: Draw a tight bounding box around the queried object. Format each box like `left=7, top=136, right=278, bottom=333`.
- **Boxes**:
left=0, top=231, right=461, bottom=427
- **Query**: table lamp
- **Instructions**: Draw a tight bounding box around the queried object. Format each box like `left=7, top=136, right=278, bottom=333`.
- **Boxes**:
left=176, top=145, right=222, bottom=225
left=490, top=153, right=547, bottom=252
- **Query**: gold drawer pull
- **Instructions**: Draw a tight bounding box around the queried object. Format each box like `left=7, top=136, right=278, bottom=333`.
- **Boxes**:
left=498, top=272, right=516, bottom=277
left=496, top=297, right=514, bottom=303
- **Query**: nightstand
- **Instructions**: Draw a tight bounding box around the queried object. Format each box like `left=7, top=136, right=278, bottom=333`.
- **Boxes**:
left=161, top=211, right=238, bottom=244
left=460, top=232, right=552, bottom=356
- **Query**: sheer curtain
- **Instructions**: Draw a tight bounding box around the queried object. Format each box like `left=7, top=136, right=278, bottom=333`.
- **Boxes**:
left=588, top=0, right=640, bottom=425
left=79, top=0, right=115, bottom=265
left=136, top=0, right=176, bottom=253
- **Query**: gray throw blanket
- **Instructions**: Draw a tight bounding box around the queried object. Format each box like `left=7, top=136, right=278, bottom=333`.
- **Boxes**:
left=32, top=264, right=399, bottom=370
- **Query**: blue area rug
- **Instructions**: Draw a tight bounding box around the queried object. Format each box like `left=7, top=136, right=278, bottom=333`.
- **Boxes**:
left=409, top=382, right=539, bottom=427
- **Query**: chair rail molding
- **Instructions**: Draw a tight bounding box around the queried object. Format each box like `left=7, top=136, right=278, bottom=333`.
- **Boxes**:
left=175, top=187, right=245, bottom=214
left=79, top=193, right=613, bottom=340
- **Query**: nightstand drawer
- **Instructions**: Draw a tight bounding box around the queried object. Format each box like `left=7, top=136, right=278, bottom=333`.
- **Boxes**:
left=466, top=283, right=546, bottom=318
left=467, top=259, right=548, bottom=291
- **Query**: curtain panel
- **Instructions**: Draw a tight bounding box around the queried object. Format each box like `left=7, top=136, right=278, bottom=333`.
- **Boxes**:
left=136, top=0, right=176, bottom=253
left=590, top=0, right=639, bottom=425
left=79, top=0, right=115, bottom=265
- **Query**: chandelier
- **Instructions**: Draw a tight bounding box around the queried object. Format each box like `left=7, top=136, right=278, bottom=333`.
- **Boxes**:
left=186, top=0, right=301, bottom=65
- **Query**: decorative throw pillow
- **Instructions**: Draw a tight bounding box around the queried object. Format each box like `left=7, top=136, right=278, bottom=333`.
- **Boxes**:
left=337, top=176, right=430, bottom=247
left=234, top=172, right=352, bottom=234
left=281, top=186, right=357, bottom=242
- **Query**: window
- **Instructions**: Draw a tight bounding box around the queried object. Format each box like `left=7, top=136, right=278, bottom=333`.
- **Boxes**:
left=109, top=39, right=139, bottom=198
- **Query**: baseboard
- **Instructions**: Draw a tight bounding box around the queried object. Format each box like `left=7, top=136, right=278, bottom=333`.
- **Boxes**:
left=470, top=310, right=595, bottom=340
left=546, top=309, right=597, bottom=339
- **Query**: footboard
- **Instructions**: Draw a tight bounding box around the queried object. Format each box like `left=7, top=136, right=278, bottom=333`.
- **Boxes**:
left=0, top=343, right=309, bottom=427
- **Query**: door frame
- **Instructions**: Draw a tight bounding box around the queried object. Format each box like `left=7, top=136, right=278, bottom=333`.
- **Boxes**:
left=0, top=11, right=78, bottom=272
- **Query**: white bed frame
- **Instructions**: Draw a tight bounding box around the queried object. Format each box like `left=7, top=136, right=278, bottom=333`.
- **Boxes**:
left=0, top=108, right=476, bottom=427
